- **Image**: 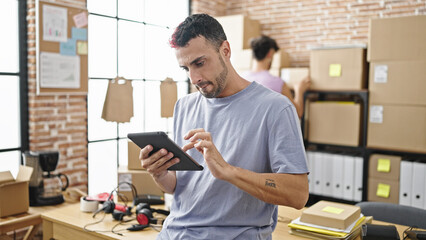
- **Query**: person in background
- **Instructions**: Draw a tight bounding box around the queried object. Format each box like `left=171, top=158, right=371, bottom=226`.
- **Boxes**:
left=140, top=14, right=309, bottom=240
left=244, top=35, right=311, bottom=118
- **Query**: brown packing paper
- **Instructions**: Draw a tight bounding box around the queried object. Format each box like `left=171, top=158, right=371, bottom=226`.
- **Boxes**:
left=102, top=77, right=134, bottom=123
left=160, top=78, right=177, bottom=118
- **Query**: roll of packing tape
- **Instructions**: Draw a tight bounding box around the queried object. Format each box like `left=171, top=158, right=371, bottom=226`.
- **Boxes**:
left=80, top=196, right=99, bottom=212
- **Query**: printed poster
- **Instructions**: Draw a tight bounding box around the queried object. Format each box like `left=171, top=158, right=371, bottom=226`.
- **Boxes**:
left=43, top=5, right=67, bottom=42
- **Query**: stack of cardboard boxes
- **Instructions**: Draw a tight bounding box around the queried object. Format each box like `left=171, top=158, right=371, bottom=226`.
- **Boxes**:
left=216, top=14, right=290, bottom=77
left=307, top=46, right=367, bottom=147
left=367, top=15, right=426, bottom=153
left=216, top=14, right=259, bottom=74
left=117, top=141, right=164, bottom=202
left=280, top=67, right=310, bottom=90
left=217, top=14, right=310, bottom=92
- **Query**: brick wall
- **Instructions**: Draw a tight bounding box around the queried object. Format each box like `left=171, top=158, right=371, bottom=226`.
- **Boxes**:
left=192, top=0, right=426, bottom=66
left=27, top=0, right=88, bottom=193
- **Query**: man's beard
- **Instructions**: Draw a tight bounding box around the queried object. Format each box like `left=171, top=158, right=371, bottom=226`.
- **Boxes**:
left=196, top=55, right=228, bottom=98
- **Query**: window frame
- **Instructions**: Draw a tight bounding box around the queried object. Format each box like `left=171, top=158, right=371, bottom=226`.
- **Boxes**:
left=0, top=0, right=29, bottom=161
left=87, top=0, right=190, bottom=194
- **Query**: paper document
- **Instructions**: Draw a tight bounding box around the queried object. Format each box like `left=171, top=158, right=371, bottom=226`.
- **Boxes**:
left=43, top=5, right=67, bottom=42
left=40, top=52, right=80, bottom=88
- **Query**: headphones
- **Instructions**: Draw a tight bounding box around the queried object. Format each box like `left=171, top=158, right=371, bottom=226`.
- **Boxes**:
left=135, top=203, right=170, bottom=226
left=112, top=207, right=132, bottom=221
left=93, top=191, right=132, bottom=218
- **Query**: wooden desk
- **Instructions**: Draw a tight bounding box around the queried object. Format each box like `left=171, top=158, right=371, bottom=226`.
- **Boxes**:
left=41, top=204, right=413, bottom=240
left=42, top=204, right=160, bottom=240
left=0, top=204, right=69, bottom=240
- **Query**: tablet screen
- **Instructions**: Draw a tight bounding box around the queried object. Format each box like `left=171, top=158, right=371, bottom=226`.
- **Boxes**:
left=127, top=132, right=203, bottom=171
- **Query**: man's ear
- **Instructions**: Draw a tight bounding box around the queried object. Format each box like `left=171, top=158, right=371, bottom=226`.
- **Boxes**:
left=220, top=40, right=231, bottom=59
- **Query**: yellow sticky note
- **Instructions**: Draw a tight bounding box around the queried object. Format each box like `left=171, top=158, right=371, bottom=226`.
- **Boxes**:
left=376, top=183, right=390, bottom=198
left=77, top=41, right=88, bottom=55
left=377, top=158, right=391, bottom=172
left=329, top=64, right=342, bottom=77
left=322, top=206, right=344, bottom=214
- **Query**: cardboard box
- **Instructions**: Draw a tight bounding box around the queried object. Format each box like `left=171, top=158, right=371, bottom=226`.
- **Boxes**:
left=232, top=49, right=253, bottom=71
left=128, top=140, right=143, bottom=170
left=368, top=15, right=426, bottom=62
left=300, top=200, right=361, bottom=230
left=117, top=166, right=163, bottom=201
left=271, top=49, right=291, bottom=69
left=368, top=177, right=399, bottom=204
left=310, top=47, right=367, bottom=90
left=269, top=68, right=280, bottom=78
left=216, top=14, right=260, bottom=50
left=367, top=104, right=426, bottom=153
left=369, top=61, right=426, bottom=106
left=308, top=101, right=361, bottom=146
left=281, top=68, right=309, bottom=90
left=0, top=166, right=33, bottom=217
left=368, top=154, right=401, bottom=181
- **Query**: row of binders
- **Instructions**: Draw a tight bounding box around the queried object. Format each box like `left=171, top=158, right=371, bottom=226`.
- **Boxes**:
left=400, top=161, right=426, bottom=209
left=307, top=151, right=363, bottom=201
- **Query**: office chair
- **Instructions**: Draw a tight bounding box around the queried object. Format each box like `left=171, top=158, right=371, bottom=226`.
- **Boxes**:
left=356, top=201, right=426, bottom=229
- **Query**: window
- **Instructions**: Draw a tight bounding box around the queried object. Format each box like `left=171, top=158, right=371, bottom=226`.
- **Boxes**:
left=0, top=0, right=28, bottom=177
left=87, top=0, right=189, bottom=194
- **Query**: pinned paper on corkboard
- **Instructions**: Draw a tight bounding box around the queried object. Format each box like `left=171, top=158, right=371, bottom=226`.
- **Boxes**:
left=101, top=77, right=134, bottom=123
left=160, top=77, right=177, bottom=118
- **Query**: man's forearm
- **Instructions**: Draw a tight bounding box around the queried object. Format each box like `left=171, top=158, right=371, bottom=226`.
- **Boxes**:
left=226, top=167, right=309, bottom=209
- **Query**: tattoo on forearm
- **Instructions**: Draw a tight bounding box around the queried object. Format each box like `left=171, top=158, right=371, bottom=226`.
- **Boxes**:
left=265, top=179, right=276, bottom=188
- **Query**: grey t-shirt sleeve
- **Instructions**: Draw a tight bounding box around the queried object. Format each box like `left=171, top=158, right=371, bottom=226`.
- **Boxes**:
left=268, top=105, right=309, bottom=174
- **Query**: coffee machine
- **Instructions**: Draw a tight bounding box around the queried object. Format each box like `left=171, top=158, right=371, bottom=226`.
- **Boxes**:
left=23, top=151, right=69, bottom=206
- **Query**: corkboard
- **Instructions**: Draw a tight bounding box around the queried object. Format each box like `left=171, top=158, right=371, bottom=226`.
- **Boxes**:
left=36, top=0, right=88, bottom=95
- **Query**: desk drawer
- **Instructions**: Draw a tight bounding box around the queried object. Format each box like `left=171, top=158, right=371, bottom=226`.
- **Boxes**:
left=53, top=223, right=105, bottom=240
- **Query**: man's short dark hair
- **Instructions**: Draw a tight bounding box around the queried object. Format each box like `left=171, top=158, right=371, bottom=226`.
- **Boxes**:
left=250, top=35, right=279, bottom=61
left=170, top=13, right=227, bottom=51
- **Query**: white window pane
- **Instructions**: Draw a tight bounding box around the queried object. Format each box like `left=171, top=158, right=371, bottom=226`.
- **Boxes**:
left=118, top=0, right=143, bottom=21
left=145, top=0, right=188, bottom=27
left=164, top=0, right=189, bottom=28
left=88, top=141, right=117, bottom=195
left=144, top=0, right=167, bottom=26
left=144, top=26, right=174, bottom=80
left=144, top=81, right=168, bottom=132
left=0, top=76, right=20, bottom=149
left=177, top=81, right=189, bottom=100
left=0, top=0, right=19, bottom=72
left=166, top=81, right=188, bottom=135
left=87, top=0, right=116, bottom=17
left=118, top=20, right=144, bottom=79
left=166, top=41, right=187, bottom=82
left=89, top=15, right=117, bottom=78
left=88, top=79, right=118, bottom=141
left=118, top=81, right=145, bottom=138
left=118, top=139, right=128, bottom=167
left=0, top=151, right=21, bottom=178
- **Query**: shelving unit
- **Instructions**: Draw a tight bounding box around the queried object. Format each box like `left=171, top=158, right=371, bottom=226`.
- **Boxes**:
left=302, top=90, right=426, bottom=206
left=301, top=90, right=369, bottom=205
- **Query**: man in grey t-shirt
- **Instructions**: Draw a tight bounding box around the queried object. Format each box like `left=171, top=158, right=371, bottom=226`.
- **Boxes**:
left=140, top=13, right=309, bottom=239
